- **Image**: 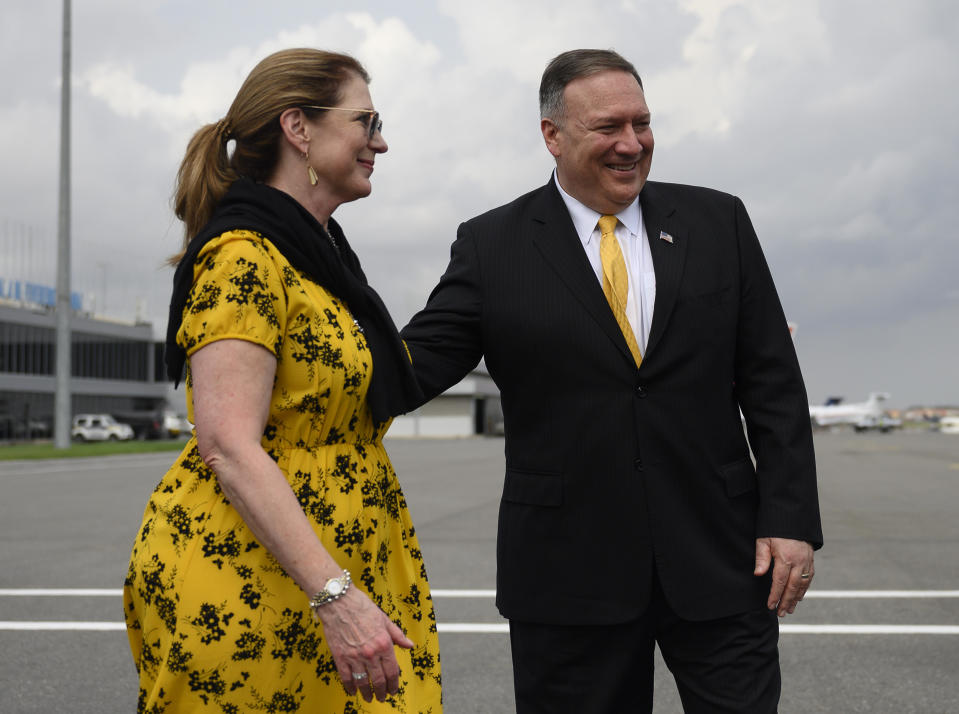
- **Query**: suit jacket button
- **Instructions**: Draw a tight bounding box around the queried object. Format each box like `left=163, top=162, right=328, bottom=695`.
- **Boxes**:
left=634, top=458, right=644, bottom=471
left=635, top=385, right=648, bottom=398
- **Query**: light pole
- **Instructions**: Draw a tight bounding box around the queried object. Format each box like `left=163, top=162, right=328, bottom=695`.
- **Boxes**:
left=53, top=0, right=72, bottom=449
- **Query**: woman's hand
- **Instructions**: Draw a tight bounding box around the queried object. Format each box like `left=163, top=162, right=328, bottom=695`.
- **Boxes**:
left=315, top=587, right=415, bottom=702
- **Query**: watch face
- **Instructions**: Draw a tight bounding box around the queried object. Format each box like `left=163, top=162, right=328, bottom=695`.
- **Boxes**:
left=327, top=579, right=344, bottom=596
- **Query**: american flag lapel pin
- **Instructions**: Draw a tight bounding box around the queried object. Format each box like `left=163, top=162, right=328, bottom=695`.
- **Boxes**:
left=659, top=230, right=674, bottom=244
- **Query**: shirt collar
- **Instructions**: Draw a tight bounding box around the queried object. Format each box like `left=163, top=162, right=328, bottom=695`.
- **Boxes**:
left=552, top=169, right=642, bottom=246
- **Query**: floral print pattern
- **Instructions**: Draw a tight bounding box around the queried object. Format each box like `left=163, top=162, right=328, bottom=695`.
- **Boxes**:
left=124, top=232, right=441, bottom=712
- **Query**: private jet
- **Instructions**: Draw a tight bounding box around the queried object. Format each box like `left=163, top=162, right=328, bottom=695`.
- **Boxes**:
left=809, top=392, right=890, bottom=428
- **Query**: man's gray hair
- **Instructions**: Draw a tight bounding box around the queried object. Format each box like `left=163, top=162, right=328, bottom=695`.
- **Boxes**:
left=539, top=49, right=643, bottom=126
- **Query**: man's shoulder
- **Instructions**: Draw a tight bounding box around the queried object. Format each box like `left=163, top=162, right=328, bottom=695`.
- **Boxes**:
left=643, top=180, right=738, bottom=207
left=464, top=182, right=552, bottom=228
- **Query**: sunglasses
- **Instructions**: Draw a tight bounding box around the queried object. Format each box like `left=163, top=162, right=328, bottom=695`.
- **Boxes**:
left=300, top=105, right=383, bottom=141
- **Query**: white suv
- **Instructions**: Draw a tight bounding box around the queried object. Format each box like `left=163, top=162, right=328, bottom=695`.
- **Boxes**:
left=71, top=414, right=135, bottom=442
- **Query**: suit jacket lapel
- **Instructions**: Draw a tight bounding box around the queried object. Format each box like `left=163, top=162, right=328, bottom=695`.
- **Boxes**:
left=529, top=181, right=637, bottom=366
left=642, top=182, right=688, bottom=360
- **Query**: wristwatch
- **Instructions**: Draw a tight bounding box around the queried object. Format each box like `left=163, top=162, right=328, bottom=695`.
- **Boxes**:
left=309, top=570, right=351, bottom=617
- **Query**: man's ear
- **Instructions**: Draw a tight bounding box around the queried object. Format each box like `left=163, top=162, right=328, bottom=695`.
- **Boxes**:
left=541, top=118, right=561, bottom=158
left=278, top=107, right=310, bottom=154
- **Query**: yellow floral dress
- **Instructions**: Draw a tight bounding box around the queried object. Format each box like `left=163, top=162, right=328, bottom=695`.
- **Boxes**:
left=124, top=231, right=442, bottom=713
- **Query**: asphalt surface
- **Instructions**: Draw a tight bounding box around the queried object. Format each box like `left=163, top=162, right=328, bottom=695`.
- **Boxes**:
left=1, top=430, right=957, bottom=713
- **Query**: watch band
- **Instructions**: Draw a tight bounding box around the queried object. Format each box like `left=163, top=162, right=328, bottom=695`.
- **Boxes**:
left=309, top=569, right=352, bottom=617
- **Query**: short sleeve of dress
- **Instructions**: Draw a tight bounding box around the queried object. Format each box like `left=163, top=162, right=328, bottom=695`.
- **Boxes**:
left=177, top=231, right=287, bottom=358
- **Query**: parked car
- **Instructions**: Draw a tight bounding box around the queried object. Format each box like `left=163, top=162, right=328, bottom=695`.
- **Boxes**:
left=0, top=416, right=52, bottom=440
left=112, top=410, right=190, bottom=439
left=71, top=414, right=135, bottom=442
left=18, top=418, right=52, bottom=439
left=162, top=411, right=191, bottom=438
left=853, top=414, right=903, bottom=433
left=114, top=411, right=165, bottom=440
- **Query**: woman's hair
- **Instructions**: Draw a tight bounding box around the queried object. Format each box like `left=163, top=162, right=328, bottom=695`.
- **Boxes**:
left=171, top=48, right=370, bottom=261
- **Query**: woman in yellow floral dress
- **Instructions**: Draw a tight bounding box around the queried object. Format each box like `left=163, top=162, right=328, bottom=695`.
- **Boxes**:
left=123, top=48, right=441, bottom=712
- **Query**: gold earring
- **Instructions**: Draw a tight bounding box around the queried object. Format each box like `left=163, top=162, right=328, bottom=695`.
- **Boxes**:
left=304, top=148, right=318, bottom=186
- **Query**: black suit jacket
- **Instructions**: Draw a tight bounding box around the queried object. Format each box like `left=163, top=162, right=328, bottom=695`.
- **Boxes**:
left=401, top=178, right=822, bottom=624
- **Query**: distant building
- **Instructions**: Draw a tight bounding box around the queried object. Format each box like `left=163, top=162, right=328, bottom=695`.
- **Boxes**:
left=163, top=367, right=503, bottom=439
left=0, top=301, right=167, bottom=439
left=0, top=295, right=502, bottom=440
left=903, top=406, right=959, bottom=422
left=389, top=370, right=502, bottom=438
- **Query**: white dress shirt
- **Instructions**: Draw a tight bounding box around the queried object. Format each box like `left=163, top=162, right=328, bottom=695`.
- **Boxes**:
left=553, top=172, right=656, bottom=352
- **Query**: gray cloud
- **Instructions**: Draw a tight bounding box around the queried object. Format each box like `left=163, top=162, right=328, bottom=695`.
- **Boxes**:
left=1, top=0, right=956, bottom=406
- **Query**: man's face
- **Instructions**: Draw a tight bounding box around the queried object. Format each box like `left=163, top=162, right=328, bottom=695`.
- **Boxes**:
left=542, top=70, right=653, bottom=214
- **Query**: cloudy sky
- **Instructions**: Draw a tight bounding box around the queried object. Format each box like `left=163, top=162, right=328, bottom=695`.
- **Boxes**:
left=1, top=0, right=957, bottom=407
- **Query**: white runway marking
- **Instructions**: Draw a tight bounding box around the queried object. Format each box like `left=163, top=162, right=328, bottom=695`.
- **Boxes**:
left=430, top=590, right=959, bottom=600
left=0, top=621, right=126, bottom=631
left=439, top=623, right=508, bottom=633
left=0, top=589, right=122, bottom=597
left=778, top=625, right=959, bottom=634
left=2, top=589, right=957, bottom=633
left=1, top=622, right=958, bottom=634
left=3, top=589, right=959, bottom=598
left=436, top=624, right=959, bottom=635
left=803, top=590, right=959, bottom=598
left=430, top=589, right=497, bottom=598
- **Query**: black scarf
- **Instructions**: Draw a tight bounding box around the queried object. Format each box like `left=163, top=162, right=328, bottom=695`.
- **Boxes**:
left=165, top=177, right=423, bottom=424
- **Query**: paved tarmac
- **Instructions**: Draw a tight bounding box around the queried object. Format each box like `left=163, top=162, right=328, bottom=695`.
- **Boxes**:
left=1, top=430, right=957, bottom=713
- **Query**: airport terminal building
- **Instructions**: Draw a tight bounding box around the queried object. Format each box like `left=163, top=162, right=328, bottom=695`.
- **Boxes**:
left=0, top=293, right=500, bottom=440
left=0, top=299, right=167, bottom=439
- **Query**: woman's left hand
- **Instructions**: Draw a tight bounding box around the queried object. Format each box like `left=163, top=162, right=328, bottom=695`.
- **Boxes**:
left=315, top=587, right=415, bottom=702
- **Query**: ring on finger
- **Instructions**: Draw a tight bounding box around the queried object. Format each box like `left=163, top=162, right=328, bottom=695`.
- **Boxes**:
left=352, top=671, right=369, bottom=681
left=800, top=572, right=811, bottom=579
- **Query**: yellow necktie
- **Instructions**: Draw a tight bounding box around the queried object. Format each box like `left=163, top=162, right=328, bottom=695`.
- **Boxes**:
left=598, top=215, right=642, bottom=367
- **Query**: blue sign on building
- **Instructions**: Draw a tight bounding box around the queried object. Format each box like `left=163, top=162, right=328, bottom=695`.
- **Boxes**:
left=0, top=278, right=83, bottom=310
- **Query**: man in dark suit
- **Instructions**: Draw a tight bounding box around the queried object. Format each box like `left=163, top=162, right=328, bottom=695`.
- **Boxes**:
left=400, top=49, right=822, bottom=713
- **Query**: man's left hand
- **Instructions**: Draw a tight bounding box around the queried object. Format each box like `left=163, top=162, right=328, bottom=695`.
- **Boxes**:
left=754, top=537, right=814, bottom=617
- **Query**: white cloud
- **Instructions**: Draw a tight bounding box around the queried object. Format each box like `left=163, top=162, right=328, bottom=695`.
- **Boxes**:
left=650, top=1, right=830, bottom=144
left=1, top=0, right=957, bottom=405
